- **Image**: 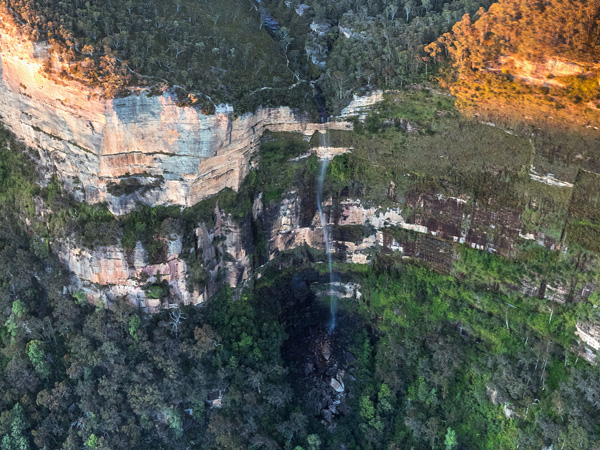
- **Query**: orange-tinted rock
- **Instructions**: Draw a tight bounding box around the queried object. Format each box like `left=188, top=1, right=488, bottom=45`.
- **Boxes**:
left=0, top=24, right=352, bottom=215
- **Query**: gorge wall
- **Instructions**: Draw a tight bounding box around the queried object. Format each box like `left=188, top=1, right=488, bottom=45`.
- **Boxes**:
left=0, top=24, right=352, bottom=215
left=61, top=180, right=593, bottom=308
left=1, top=24, right=598, bottom=363
left=56, top=178, right=600, bottom=361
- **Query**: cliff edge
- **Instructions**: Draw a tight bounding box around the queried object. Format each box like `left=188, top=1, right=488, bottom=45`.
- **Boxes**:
left=0, top=23, right=353, bottom=215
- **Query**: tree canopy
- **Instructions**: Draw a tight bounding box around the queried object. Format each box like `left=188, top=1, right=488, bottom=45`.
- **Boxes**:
left=428, top=0, right=600, bottom=72
left=0, top=0, right=311, bottom=113
left=425, top=0, right=600, bottom=124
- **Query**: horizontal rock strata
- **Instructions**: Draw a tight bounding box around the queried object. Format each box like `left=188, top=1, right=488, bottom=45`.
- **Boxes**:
left=0, top=26, right=351, bottom=215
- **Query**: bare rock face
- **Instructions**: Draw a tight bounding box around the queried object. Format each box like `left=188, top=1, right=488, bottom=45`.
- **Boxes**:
left=270, top=193, right=326, bottom=256
left=56, top=203, right=254, bottom=310
left=213, top=207, right=252, bottom=290
left=576, top=322, right=600, bottom=364
left=0, top=25, right=351, bottom=215
left=496, top=56, right=599, bottom=89
left=56, top=237, right=198, bottom=312
left=340, top=90, right=384, bottom=120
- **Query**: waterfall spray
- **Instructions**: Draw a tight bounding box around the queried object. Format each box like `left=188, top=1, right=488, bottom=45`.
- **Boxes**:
left=316, top=125, right=336, bottom=331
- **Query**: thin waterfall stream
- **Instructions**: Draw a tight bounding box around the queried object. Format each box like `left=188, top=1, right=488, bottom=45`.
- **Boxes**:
left=316, top=126, right=336, bottom=331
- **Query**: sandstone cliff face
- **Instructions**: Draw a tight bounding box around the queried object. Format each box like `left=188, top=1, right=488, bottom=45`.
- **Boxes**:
left=575, top=322, right=600, bottom=364
left=56, top=238, right=198, bottom=312
left=340, top=90, right=384, bottom=120
left=56, top=204, right=251, bottom=312
left=0, top=26, right=351, bottom=215
left=267, top=190, right=594, bottom=304
left=496, top=57, right=599, bottom=90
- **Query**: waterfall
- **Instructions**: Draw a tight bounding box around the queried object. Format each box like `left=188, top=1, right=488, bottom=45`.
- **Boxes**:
left=316, top=127, right=336, bottom=331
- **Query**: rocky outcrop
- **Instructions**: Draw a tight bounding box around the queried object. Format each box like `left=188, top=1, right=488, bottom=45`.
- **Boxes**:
left=210, top=207, right=252, bottom=291
left=268, top=192, right=595, bottom=302
left=57, top=204, right=250, bottom=311
left=0, top=24, right=351, bottom=215
left=575, top=322, right=600, bottom=364
left=340, top=90, right=384, bottom=120
left=495, top=56, right=599, bottom=89
left=57, top=237, right=198, bottom=312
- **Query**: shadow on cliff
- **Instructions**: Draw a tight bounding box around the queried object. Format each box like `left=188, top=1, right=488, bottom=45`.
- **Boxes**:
left=255, top=265, right=365, bottom=428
